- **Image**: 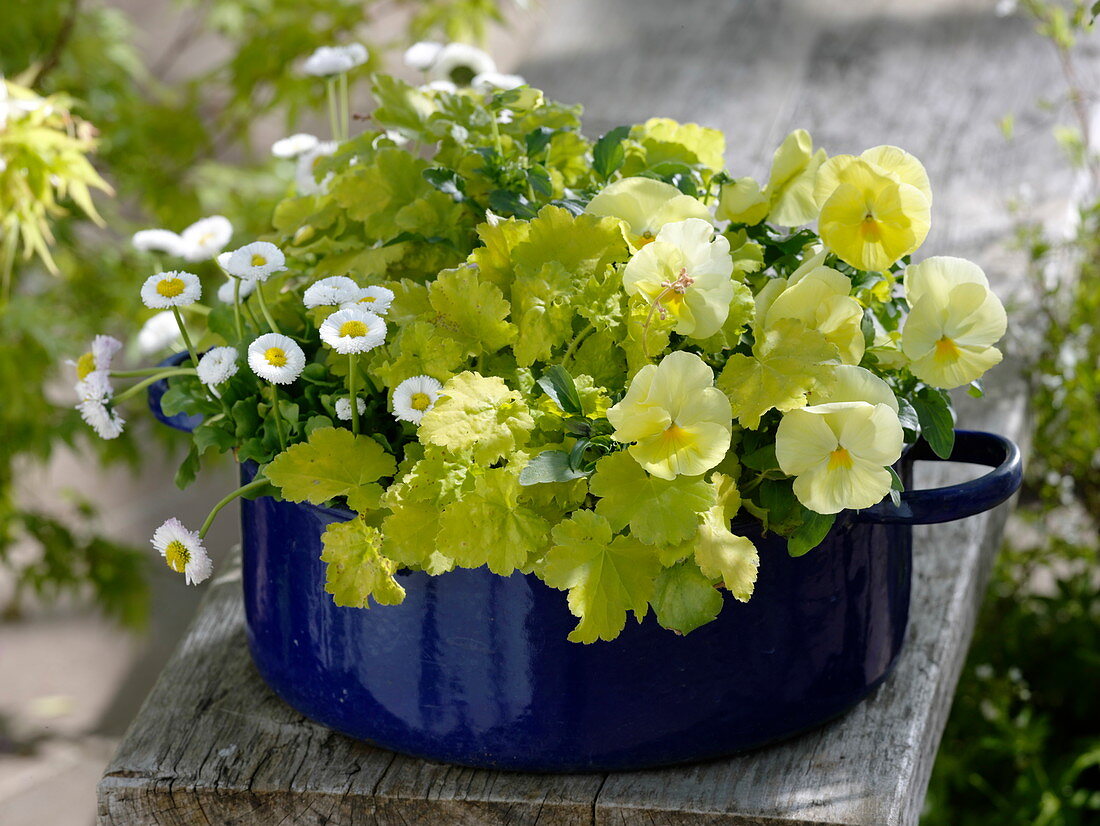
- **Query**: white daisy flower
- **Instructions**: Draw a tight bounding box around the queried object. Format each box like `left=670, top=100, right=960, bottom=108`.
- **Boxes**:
left=78, top=399, right=125, bottom=440
left=248, top=333, right=306, bottom=384
left=392, top=375, right=442, bottom=424
left=422, top=80, right=458, bottom=94
left=151, top=518, right=213, bottom=585
left=197, top=346, right=239, bottom=387
left=303, top=275, right=361, bottom=309
left=340, top=285, right=394, bottom=315
left=342, top=43, right=369, bottom=67
left=137, top=311, right=183, bottom=355
left=179, top=215, right=233, bottom=262
left=70, top=334, right=123, bottom=381
left=215, top=251, right=232, bottom=271
left=302, top=43, right=369, bottom=77
left=225, top=242, right=286, bottom=282
left=428, top=43, right=497, bottom=87
left=319, top=307, right=387, bottom=355
left=132, top=228, right=185, bottom=256
left=75, top=370, right=113, bottom=404
left=404, top=40, right=444, bottom=71
left=140, top=270, right=202, bottom=309
left=217, top=276, right=257, bottom=303
left=296, top=141, right=338, bottom=195
left=272, top=133, right=320, bottom=158
left=335, top=396, right=367, bottom=421
left=472, top=72, right=526, bottom=92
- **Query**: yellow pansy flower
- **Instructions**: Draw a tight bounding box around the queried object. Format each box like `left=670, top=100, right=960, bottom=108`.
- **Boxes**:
left=815, top=145, right=932, bottom=207
left=716, top=177, right=769, bottom=225
left=776, top=401, right=904, bottom=514
left=816, top=159, right=930, bottom=271
left=901, top=256, right=1007, bottom=389
left=759, top=265, right=866, bottom=364
left=585, top=177, right=712, bottom=248
left=807, top=364, right=898, bottom=410
left=607, top=350, right=732, bottom=480
left=621, top=218, right=735, bottom=340
left=762, top=129, right=827, bottom=227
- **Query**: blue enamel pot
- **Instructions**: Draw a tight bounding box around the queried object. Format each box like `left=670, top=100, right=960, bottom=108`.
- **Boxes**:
left=147, top=380, right=1022, bottom=771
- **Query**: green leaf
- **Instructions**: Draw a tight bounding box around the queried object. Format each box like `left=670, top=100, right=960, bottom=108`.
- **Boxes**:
left=320, top=517, right=405, bottom=608
left=539, top=510, right=661, bottom=643
left=519, top=450, right=589, bottom=485
left=265, top=427, right=396, bottom=513
left=589, top=452, right=715, bottom=546
left=913, top=386, right=956, bottom=459
left=174, top=444, right=201, bottom=491
left=422, top=167, right=466, bottom=202
left=693, top=474, right=758, bottom=599
left=437, top=464, right=550, bottom=575
left=537, top=365, right=583, bottom=415
left=652, top=561, right=724, bottom=635
left=525, top=126, right=556, bottom=158
left=427, top=266, right=517, bottom=359
left=418, top=372, right=535, bottom=464
left=897, top=396, right=920, bottom=437
left=887, top=466, right=905, bottom=508
left=787, top=510, right=836, bottom=557
left=592, top=125, right=630, bottom=180
left=380, top=500, right=452, bottom=575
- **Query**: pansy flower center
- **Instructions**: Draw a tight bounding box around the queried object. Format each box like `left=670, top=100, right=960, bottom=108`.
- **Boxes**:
left=156, top=277, right=185, bottom=297
left=860, top=213, right=881, bottom=240
left=164, top=540, right=190, bottom=573
left=264, top=346, right=288, bottom=367
left=76, top=352, right=97, bottom=380
left=934, top=335, right=960, bottom=363
left=827, top=447, right=854, bottom=471
left=339, top=320, right=368, bottom=338
left=410, top=392, right=432, bottom=411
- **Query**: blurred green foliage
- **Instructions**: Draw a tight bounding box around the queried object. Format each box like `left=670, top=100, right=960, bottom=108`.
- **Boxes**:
left=0, top=0, right=513, bottom=625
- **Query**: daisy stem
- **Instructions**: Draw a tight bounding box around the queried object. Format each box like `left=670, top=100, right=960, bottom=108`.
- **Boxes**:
left=1, top=222, right=18, bottom=308
left=338, top=71, right=350, bottom=141
left=232, top=278, right=243, bottom=340
left=255, top=283, right=282, bottom=334
left=111, top=367, right=186, bottom=378
left=347, top=353, right=360, bottom=436
left=198, top=477, right=271, bottom=540
left=269, top=383, right=287, bottom=450
left=242, top=296, right=262, bottom=331
left=326, top=77, right=340, bottom=142
left=113, top=368, right=199, bottom=404
left=171, top=306, right=200, bottom=368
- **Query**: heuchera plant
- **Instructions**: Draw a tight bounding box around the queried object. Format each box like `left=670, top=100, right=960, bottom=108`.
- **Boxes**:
left=72, top=73, right=1009, bottom=643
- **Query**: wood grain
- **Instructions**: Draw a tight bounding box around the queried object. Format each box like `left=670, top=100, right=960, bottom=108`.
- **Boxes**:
left=99, top=0, right=1082, bottom=822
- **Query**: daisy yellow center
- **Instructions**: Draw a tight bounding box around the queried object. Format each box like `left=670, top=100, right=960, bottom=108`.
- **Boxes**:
left=156, top=277, right=185, bottom=297
left=76, top=352, right=96, bottom=380
left=264, top=347, right=288, bottom=367
left=934, top=335, right=961, bottom=363
left=251, top=254, right=267, bottom=267
left=164, top=540, right=190, bottom=574
left=410, top=392, right=432, bottom=411
left=360, top=296, right=376, bottom=303
left=339, top=320, right=368, bottom=338
left=828, top=447, right=854, bottom=471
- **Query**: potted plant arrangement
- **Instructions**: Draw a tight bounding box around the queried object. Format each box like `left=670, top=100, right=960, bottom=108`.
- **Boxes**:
left=71, top=60, right=1021, bottom=771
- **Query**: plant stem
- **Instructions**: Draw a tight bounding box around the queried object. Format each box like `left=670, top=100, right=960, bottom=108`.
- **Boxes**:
left=254, top=282, right=281, bottom=334
left=563, top=322, right=596, bottom=365
left=171, top=306, right=199, bottom=367
left=113, top=368, right=198, bottom=404
left=110, top=367, right=185, bottom=378
left=232, top=278, right=243, bottom=339
left=347, top=353, right=360, bottom=435
left=269, top=383, right=287, bottom=450
left=326, top=77, right=340, bottom=142
left=198, top=477, right=271, bottom=540
left=1, top=221, right=19, bottom=308
left=242, top=296, right=261, bottom=331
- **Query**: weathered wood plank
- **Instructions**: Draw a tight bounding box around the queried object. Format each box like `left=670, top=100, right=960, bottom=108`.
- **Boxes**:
left=100, top=0, right=1079, bottom=823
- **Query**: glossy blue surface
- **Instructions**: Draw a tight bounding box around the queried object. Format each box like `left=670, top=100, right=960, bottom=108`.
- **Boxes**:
left=147, top=352, right=204, bottom=433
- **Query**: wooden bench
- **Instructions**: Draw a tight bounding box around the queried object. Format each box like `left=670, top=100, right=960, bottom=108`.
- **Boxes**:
left=98, top=1, right=1084, bottom=822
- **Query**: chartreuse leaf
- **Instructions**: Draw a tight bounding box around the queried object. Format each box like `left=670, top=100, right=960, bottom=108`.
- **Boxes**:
left=265, top=428, right=396, bottom=513
left=717, top=318, right=839, bottom=429
left=589, top=452, right=715, bottom=546
left=320, top=517, right=405, bottom=608
left=468, top=218, right=531, bottom=289
left=694, top=473, right=758, bottom=600
left=623, top=117, right=726, bottom=177
left=512, top=205, right=629, bottom=281
left=427, top=266, right=516, bottom=358
left=381, top=501, right=453, bottom=575
left=418, top=372, right=535, bottom=464
left=437, top=462, right=550, bottom=575
left=512, top=262, right=575, bottom=366
left=539, top=510, right=661, bottom=643
left=652, top=562, right=724, bottom=635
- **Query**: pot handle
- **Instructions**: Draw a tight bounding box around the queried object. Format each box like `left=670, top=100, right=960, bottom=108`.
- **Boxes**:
left=855, top=430, right=1023, bottom=525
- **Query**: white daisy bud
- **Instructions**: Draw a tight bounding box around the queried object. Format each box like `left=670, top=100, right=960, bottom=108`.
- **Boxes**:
left=197, top=347, right=240, bottom=387
left=319, top=307, right=387, bottom=355
left=272, top=133, right=319, bottom=159
left=428, top=43, right=497, bottom=87
left=179, top=216, right=233, bottom=262
left=472, top=72, right=526, bottom=92
left=151, top=518, right=213, bottom=585
left=137, top=311, right=183, bottom=355
left=295, top=142, right=338, bottom=195
left=225, top=242, right=287, bottom=282
left=302, top=43, right=369, bottom=77
left=404, top=40, right=444, bottom=71
left=78, top=399, right=125, bottom=440
left=217, top=276, right=256, bottom=303
left=140, top=270, right=202, bottom=309
left=392, top=375, right=443, bottom=424
left=303, top=276, right=361, bottom=309
left=132, top=228, right=186, bottom=256
left=339, top=285, right=394, bottom=315
left=248, top=333, right=306, bottom=384
left=335, top=396, right=367, bottom=421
